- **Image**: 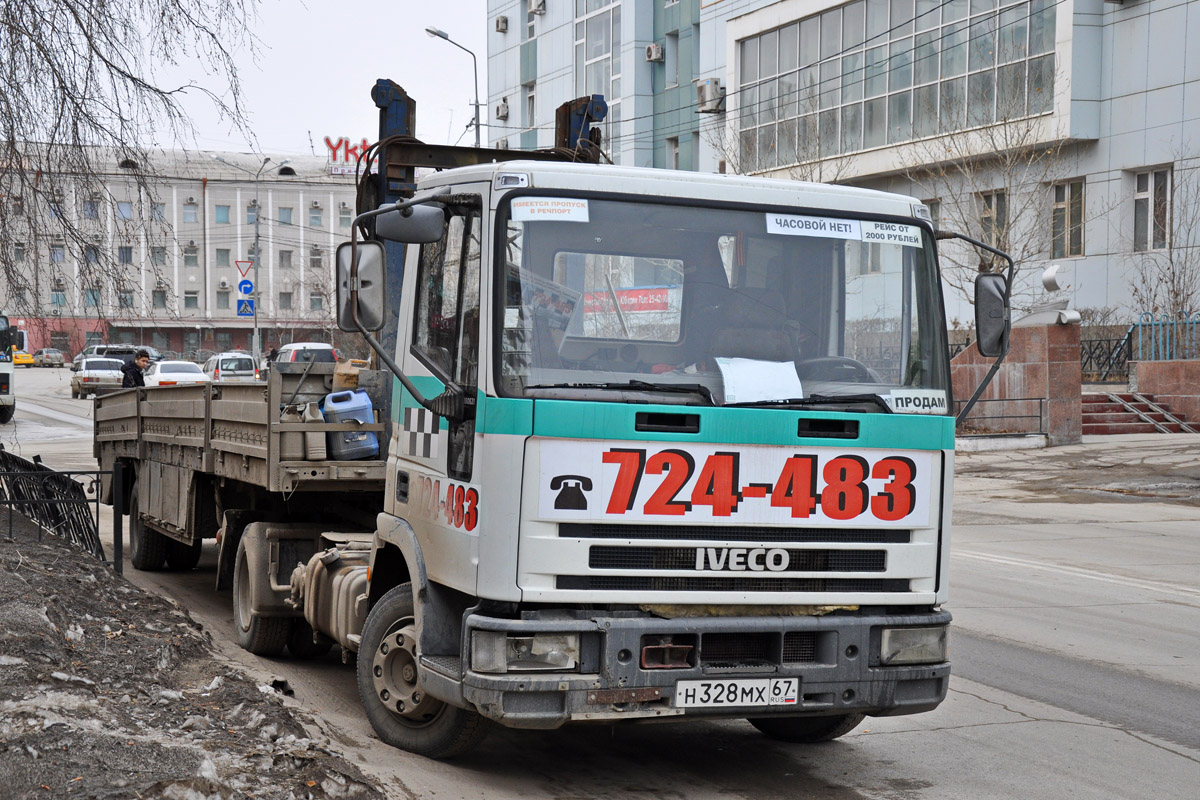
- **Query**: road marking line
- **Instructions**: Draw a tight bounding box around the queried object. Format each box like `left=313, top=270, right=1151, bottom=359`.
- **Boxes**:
left=953, top=550, right=1200, bottom=600
left=15, top=401, right=94, bottom=430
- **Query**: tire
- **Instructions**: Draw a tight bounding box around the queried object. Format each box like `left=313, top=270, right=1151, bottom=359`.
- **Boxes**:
left=232, top=532, right=291, bottom=657
left=288, top=619, right=334, bottom=659
left=128, top=484, right=167, bottom=571
left=357, top=584, right=490, bottom=758
left=0, top=404, right=13, bottom=424
left=748, top=713, right=866, bottom=743
left=165, top=537, right=203, bottom=571
left=71, top=387, right=79, bottom=399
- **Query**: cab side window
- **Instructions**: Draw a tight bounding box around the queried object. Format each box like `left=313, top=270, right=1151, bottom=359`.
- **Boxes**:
left=412, top=210, right=481, bottom=386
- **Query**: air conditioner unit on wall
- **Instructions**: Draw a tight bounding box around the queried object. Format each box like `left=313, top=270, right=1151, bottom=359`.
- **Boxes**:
left=156, top=279, right=167, bottom=290
left=186, top=196, right=195, bottom=204
left=53, top=277, right=65, bottom=289
left=496, top=100, right=510, bottom=121
left=645, top=43, right=665, bottom=63
left=495, top=15, right=508, bottom=33
left=249, top=199, right=259, bottom=207
left=311, top=200, right=321, bottom=208
left=696, top=78, right=725, bottom=113
left=218, top=278, right=229, bottom=289
left=339, top=201, right=349, bottom=209
left=527, top=0, right=545, bottom=15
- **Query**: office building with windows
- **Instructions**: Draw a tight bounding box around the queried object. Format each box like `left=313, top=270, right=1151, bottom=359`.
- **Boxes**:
left=490, top=0, right=1199, bottom=320
left=1, top=149, right=356, bottom=356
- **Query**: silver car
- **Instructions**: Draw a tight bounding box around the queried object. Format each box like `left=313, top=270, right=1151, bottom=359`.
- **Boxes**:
left=71, top=358, right=125, bottom=398
left=202, top=352, right=259, bottom=383
left=33, top=348, right=65, bottom=367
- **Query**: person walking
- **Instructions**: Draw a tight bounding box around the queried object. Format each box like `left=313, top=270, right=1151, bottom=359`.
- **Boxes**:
left=121, top=350, right=150, bottom=388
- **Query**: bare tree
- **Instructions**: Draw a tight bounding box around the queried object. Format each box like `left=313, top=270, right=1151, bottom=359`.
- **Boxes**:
left=1126, top=152, right=1200, bottom=318
left=0, top=0, right=256, bottom=330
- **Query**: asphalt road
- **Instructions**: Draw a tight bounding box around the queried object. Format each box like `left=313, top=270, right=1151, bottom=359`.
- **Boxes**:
left=7, top=366, right=1200, bottom=799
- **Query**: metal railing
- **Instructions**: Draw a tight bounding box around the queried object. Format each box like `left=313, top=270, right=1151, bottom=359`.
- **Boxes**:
left=1081, top=329, right=1134, bottom=383
left=0, top=445, right=123, bottom=574
left=953, top=397, right=1046, bottom=436
left=1136, top=311, right=1200, bottom=361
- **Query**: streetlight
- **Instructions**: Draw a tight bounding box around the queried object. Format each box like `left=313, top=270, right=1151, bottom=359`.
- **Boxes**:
left=426, top=26, right=481, bottom=148
left=213, top=154, right=291, bottom=361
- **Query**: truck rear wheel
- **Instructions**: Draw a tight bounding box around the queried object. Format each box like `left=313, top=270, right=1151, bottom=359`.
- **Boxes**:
left=233, top=533, right=291, bottom=657
left=288, top=620, right=333, bottom=659
left=166, top=537, right=203, bottom=571
left=128, top=485, right=167, bottom=571
left=748, top=713, right=866, bottom=743
left=356, top=583, right=490, bottom=758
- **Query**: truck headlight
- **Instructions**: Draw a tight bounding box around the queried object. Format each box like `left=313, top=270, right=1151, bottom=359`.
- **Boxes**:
left=880, top=626, right=948, bottom=666
left=471, top=632, right=580, bottom=674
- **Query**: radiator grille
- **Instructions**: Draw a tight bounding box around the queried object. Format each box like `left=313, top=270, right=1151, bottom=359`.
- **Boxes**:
left=588, top=546, right=886, bottom=572
left=782, top=632, right=817, bottom=664
left=560, top=523, right=910, bottom=544
left=701, top=633, right=771, bottom=667
left=556, top=576, right=907, bottom=592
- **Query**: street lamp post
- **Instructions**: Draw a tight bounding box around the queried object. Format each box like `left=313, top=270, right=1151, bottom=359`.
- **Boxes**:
left=426, top=26, right=481, bottom=148
left=213, top=155, right=290, bottom=361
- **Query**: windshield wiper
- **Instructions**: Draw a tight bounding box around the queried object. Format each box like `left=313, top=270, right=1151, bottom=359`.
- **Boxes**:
left=525, top=380, right=715, bottom=404
left=727, top=393, right=893, bottom=413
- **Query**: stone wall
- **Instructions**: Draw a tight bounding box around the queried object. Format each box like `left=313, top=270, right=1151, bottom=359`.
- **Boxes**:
left=1130, top=360, right=1200, bottom=423
left=951, top=322, right=1082, bottom=446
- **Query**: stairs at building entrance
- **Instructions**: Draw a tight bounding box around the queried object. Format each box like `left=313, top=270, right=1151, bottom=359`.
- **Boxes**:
left=1082, top=393, right=1199, bottom=435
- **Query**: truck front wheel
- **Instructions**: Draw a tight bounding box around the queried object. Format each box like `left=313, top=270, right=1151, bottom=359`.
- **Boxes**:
left=128, top=485, right=167, bottom=570
left=0, top=404, right=13, bottom=423
left=165, top=537, right=203, bottom=571
left=232, top=533, right=291, bottom=657
left=748, top=713, right=865, bottom=743
left=356, top=584, right=490, bottom=758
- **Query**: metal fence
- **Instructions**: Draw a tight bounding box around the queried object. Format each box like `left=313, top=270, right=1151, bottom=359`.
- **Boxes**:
left=1081, top=331, right=1134, bottom=383
left=954, top=397, right=1046, bottom=436
left=1136, top=311, right=1200, bottom=361
left=0, top=445, right=123, bottom=574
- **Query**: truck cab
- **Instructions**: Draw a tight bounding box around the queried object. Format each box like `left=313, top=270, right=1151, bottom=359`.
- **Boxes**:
left=353, top=162, right=956, bottom=756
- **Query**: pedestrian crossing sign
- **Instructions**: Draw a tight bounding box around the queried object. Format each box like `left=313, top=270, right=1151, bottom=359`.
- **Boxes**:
left=237, top=299, right=255, bottom=317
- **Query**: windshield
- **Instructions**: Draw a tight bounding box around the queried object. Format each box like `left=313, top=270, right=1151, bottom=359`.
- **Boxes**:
left=497, top=196, right=948, bottom=409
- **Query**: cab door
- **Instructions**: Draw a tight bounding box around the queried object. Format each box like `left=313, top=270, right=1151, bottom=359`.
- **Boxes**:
left=390, top=189, right=486, bottom=595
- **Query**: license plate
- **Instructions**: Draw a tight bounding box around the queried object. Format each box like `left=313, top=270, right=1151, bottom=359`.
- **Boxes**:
left=674, top=678, right=799, bottom=708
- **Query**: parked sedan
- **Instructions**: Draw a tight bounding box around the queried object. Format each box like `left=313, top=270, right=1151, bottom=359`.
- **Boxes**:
left=12, top=349, right=33, bottom=368
left=32, top=348, right=65, bottom=368
left=71, top=358, right=125, bottom=399
left=144, top=361, right=210, bottom=387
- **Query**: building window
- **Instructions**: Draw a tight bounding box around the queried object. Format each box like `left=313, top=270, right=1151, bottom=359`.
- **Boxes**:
left=1051, top=180, right=1084, bottom=258
left=84, top=288, right=101, bottom=308
left=667, top=136, right=680, bottom=170
left=279, top=207, right=293, bottom=225
left=83, top=200, right=100, bottom=220
left=11, top=197, right=23, bottom=216
left=117, top=201, right=134, bottom=221
left=980, top=190, right=1008, bottom=250
left=183, top=203, right=198, bottom=223
left=279, top=291, right=293, bottom=310
left=574, top=1, right=622, bottom=151
left=50, top=245, right=65, bottom=263
left=13, top=243, right=24, bottom=263
left=184, top=291, right=199, bottom=309
left=184, top=247, right=199, bottom=267
left=216, top=332, right=233, bottom=351
left=51, top=291, right=66, bottom=307
left=525, top=5, right=536, bottom=40
left=309, top=250, right=323, bottom=270
left=215, top=204, right=230, bottom=224
left=49, top=201, right=63, bottom=219
left=1134, top=168, right=1171, bottom=252
left=736, top=0, right=1057, bottom=170
left=216, top=248, right=230, bottom=268
left=525, top=85, right=536, bottom=129
left=216, top=290, right=230, bottom=310
left=247, top=245, right=259, bottom=262
left=153, top=289, right=168, bottom=309
left=85, top=246, right=100, bottom=264
left=118, top=290, right=134, bottom=308
left=926, top=199, right=941, bottom=230
left=279, top=250, right=293, bottom=268
left=310, top=293, right=324, bottom=311
left=152, top=202, right=166, bottom=222
left=339, top=206, right=352, bottom=227
left=118, top=245, right=134, bottom=264
left=666, top=31, right=680, bottom=88
left=152, top=247, right=167, bottom=266
left=247, top=203, right=258, bottom=224
left=309, top=206, right=322, bottom=227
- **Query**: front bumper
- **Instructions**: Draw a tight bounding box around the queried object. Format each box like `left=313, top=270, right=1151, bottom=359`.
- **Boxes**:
left=430, top=608, right=950, bottom=729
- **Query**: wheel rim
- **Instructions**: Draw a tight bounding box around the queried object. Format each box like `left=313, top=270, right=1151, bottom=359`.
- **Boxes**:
left=235, top=553, right=253, bottom=633
left=370, top=616, right=444, bottom=727
left=129, top=492, right=142, bottom=561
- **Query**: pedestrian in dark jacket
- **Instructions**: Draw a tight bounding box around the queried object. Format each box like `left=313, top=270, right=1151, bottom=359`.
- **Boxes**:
left=121, top=350, right=150, bottom=388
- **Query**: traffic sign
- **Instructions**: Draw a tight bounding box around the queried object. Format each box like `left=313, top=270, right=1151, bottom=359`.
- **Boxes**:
left=237, top=299, right=255, bottom=317
left=235, top=260, right=254, bottom=277
left=238, top=279, right=253, bottom=296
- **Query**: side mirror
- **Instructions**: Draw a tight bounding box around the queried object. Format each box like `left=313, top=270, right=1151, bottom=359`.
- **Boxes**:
left=375, top=204, right=445, bottom=244
left=336, top=241, right=386, bottom=332
left=974, top=272, right=1010, bottom=358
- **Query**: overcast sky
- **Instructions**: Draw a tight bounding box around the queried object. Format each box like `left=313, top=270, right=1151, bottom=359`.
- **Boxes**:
left=168, top=0, right=488, bottom=157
